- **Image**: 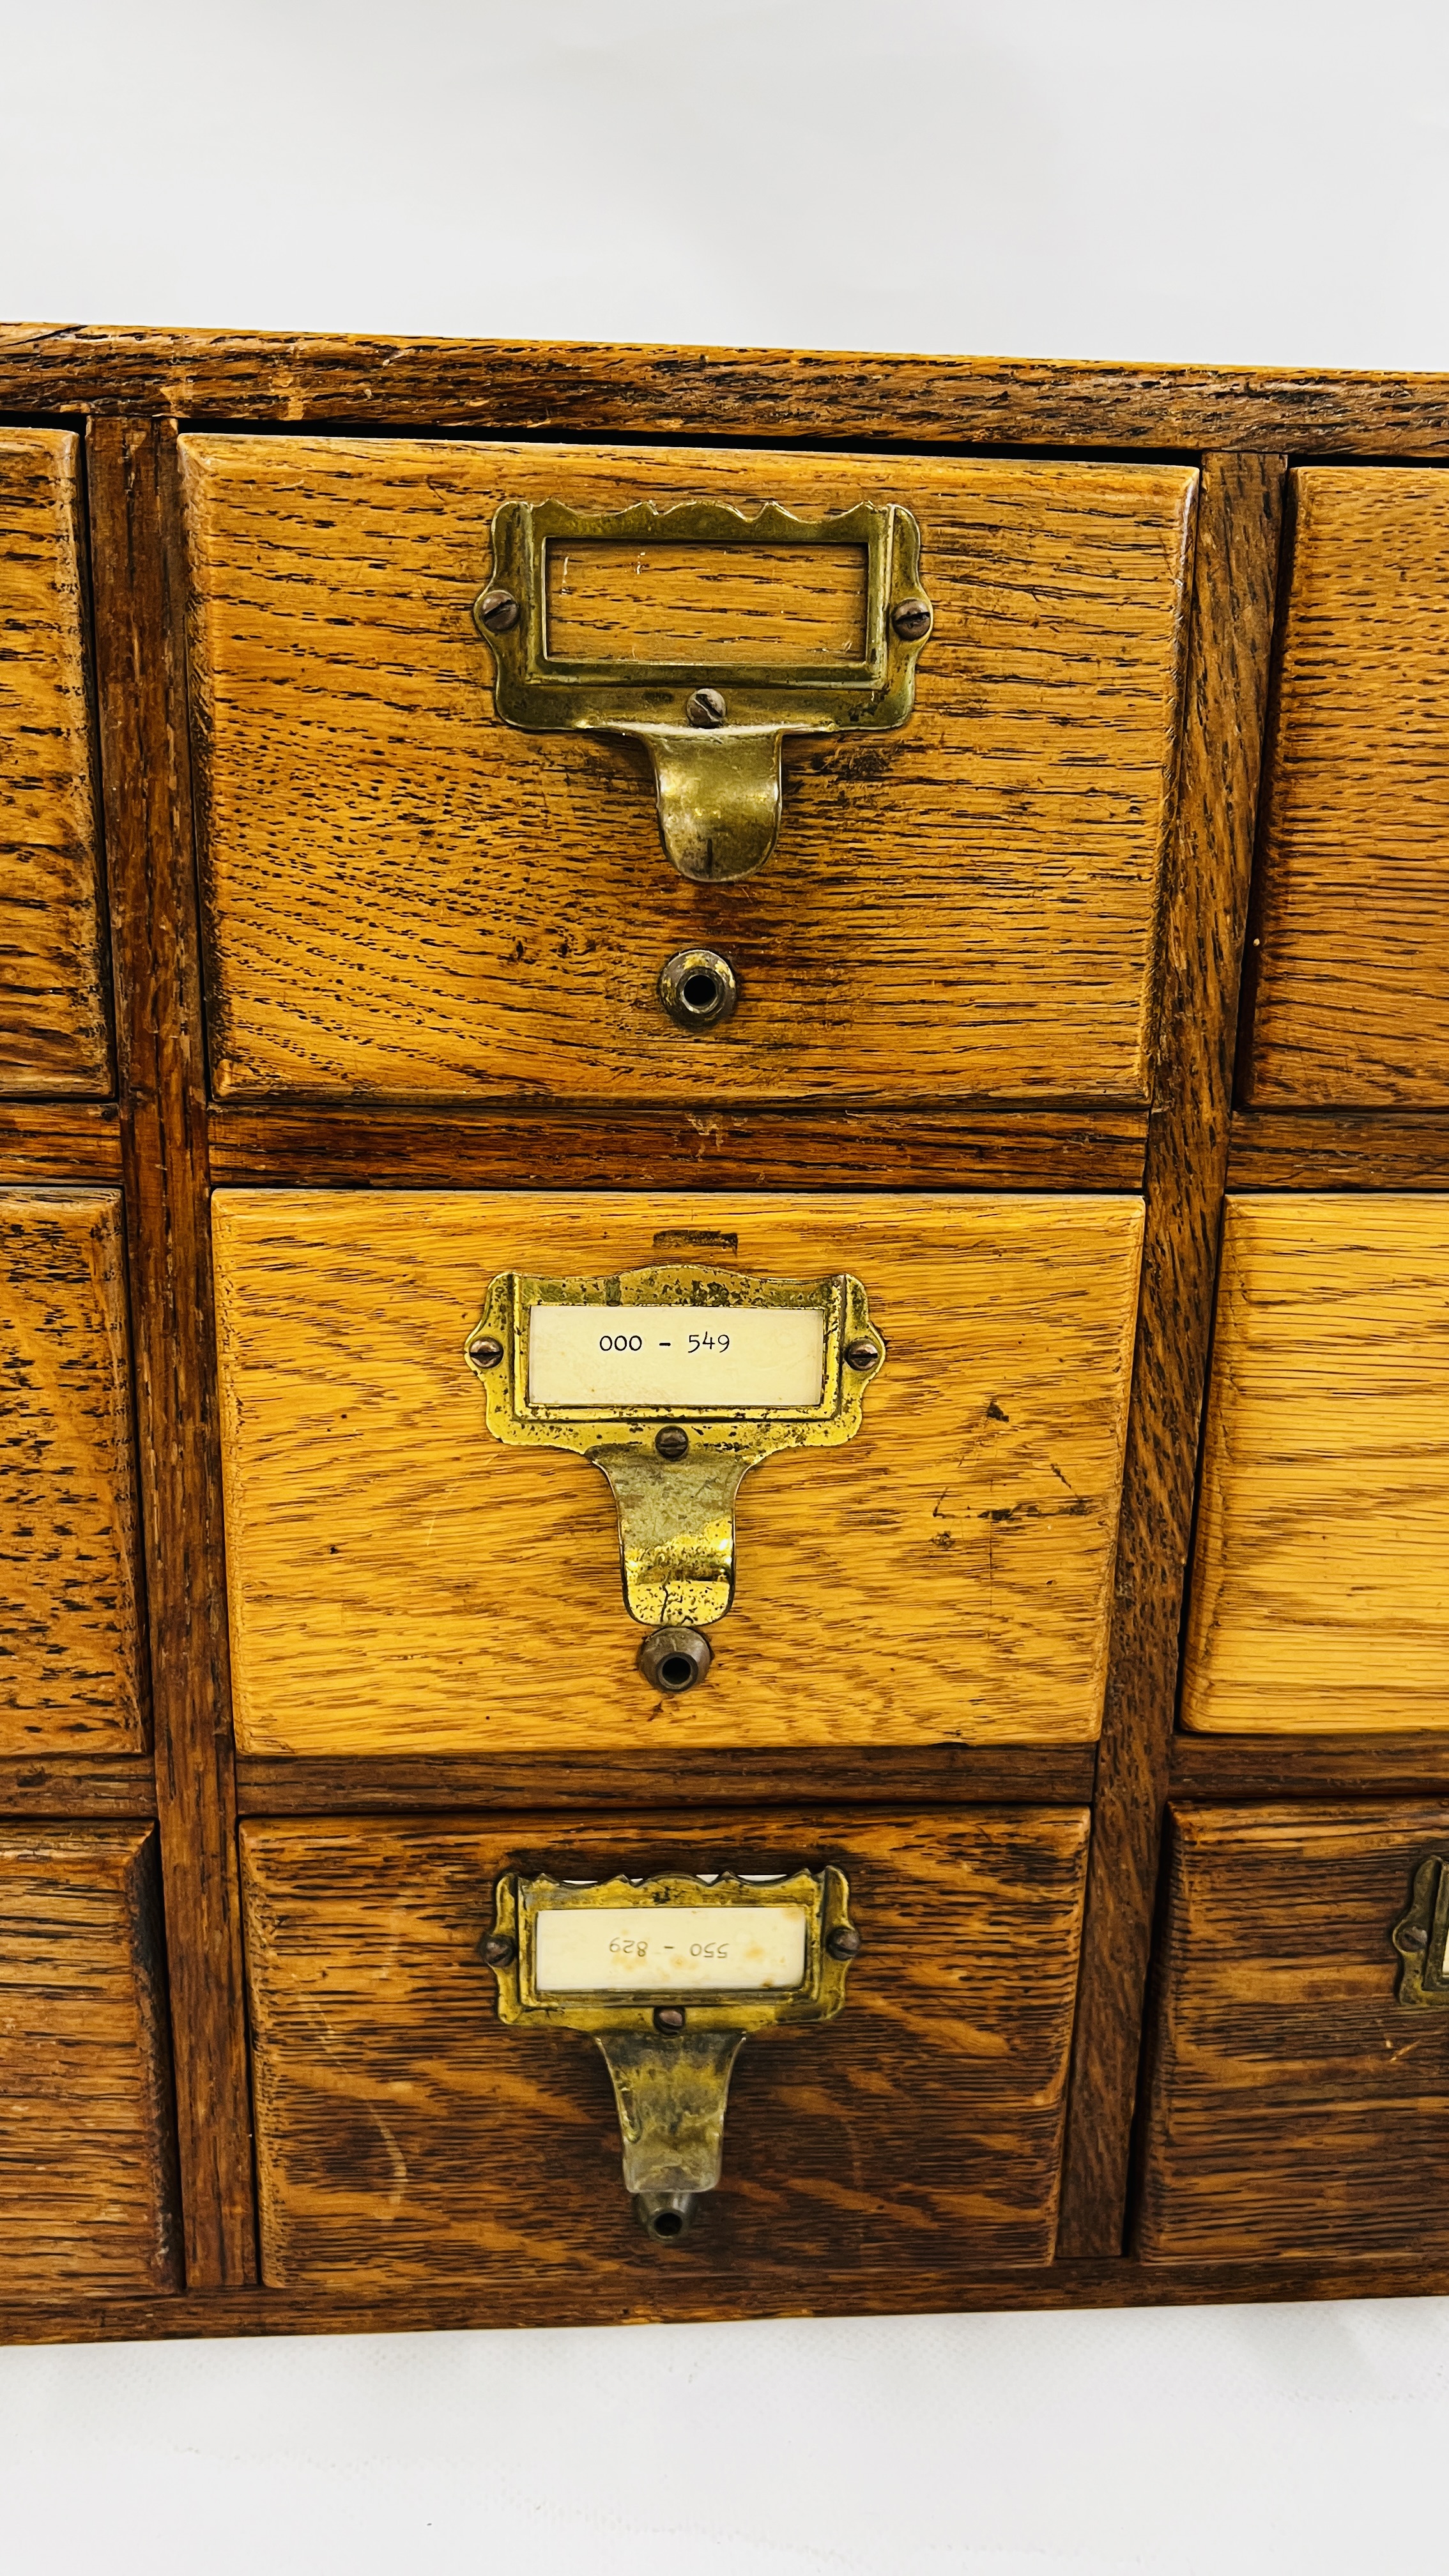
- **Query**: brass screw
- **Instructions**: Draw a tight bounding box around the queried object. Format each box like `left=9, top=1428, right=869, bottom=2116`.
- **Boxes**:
left=825, top=1924, right=861, bottom=1961
left=654, top=2005, right=687, bottom=2033
left=686, top=687, right=727, bottom=728
left=1402, top=1927, right=1430, bottom=1950
left=843, top=1338, right=881, bottom=1372
left=470, top=1335, right=505, bottom=1369
left=480, top=1932, right=517, bottom=1968
left=655, top=1425, right=690, bottom=1460
left=477, top=588, right=519, bottom=632
left=891, top=599, right=931, bottom=642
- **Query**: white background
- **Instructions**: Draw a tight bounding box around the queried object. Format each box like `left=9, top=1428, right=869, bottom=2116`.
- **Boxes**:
left=4, top=3, right=1449, bottom=2568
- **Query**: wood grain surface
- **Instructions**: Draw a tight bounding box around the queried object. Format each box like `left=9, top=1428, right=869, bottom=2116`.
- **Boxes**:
left=213, top=1190, right=1143, bottom=1754
left=0, top=1823, right=178, bottom=2292
left=0, top=1190, right=146, bottom=1751
left=1136, top=1802, right=1449, bottom=2264
left=1229, top=1111, right=1449, bottom=1192
left=1057, top=457, right=1285, bottom=2252
left=1, top=328, right=1447, bottom=454
left=87, top=420, right=256, bottom=2286
left=0, top=1103, right=124, bottom=1182
left=181, top=436, right=1196, bottom=1107
left=234, top=1744, right=1096, bottom=1813
left=1243, top=470, right=1449, bottom=1105
left=1183, top=1195, right=1449, bottom=1731
left=0, top=431, right=110, bottom=1097
left=240, top=1804, right=1089, bottom=2289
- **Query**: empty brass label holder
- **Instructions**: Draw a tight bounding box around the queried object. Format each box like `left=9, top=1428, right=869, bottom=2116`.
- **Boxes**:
left=1393, top=1855, right=1449, bottom=2005
left=464, top=1262, right=883, bottom=1650
left=482, top=1866, right=859, bottom=2239
left=472, top=498, right=932, bottom=882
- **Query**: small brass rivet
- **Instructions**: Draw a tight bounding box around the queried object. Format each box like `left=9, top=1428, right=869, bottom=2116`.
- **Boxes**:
left=480, top=1933, right=517, bottom=1968
left=653, top=2005, right=687, bottom=2034
left=471, top=1335, right=505, bottom=1369
left=825, top=1924, right=861, bottom=1961
left=843, top=1338, right=881, bottom=1372
left=638, top=1626, right=713, bottom=1692
left=657, top=947, right=739, bottom=1034
left=891, top=599, right=931, bottom=642
left=686, top=687, right=728, bottom=728
left=478, top=588, right=519, bottom=632
left=654, top=1425, right=690, bottom=1461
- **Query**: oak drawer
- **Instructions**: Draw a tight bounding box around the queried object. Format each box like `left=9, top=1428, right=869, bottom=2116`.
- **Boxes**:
left=181, top=436, right=1197, bottom=1108
left=213, top=1188, right=1143, bottom=1755
left=1137, top=1804, right=1449, bottom=2265
left=0, top=1824, right=178, bottom=2293
left=1182, top=1195, right=1449, bottom=1733
left=1244, top=468, right=1449, bottom=1105
left=241, top=1804, right=1090, bottom=2288
left=1, top=1190, right=148, bottom=1752
left=0, top=431, right=109, bottom=1096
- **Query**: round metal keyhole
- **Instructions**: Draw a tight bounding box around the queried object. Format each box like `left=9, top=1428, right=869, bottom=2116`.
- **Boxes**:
left=657, top=947, right=739, bottom=1034
left=638, top=1625, right=713, bottom=1692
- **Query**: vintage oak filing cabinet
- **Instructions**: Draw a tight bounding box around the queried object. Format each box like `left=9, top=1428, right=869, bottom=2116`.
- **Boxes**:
left=7, top=330, right=1449, bottom=2342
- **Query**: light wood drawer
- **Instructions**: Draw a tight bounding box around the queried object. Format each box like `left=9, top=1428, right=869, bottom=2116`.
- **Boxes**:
left=1183, top=1195, right=1449, bottom=1733
left=181, top=436, right=1197, bottom=1108
left=1245, top=468, right=1449, bottom=1105
left=213, top=1188, right=1143, bottom=1756
left=0, top=1824, right=178, bottom=2292
left=1, top=1190, right=147, bottom=1753
left=241, top=1804, right=1089, bottom=2288
left=1137, top=1804, right=1449, bottom=2264
left=0, top=431, right=109, bottom=1096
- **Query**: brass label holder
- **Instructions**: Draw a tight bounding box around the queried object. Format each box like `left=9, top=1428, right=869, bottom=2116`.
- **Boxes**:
left=1393, top=1854, right=1449, bottom=2005
left=483, top=1866, right=859, bottom=2239
left=473, top=497, right=932, bottom=883
left=464, top=1261, right=884, bottom=1639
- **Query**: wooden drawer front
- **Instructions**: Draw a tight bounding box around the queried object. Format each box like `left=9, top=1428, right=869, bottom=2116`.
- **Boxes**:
left=181, top=436, right=1197, bottom=1108
left=213, top=1189, right=1143, bottom=1755
left=0, top=1825, right=178, bottom=2292
left=1183, top=1195, right=1449, bottom=1733
left=1137, top=1804, right=1449, bottom=2265
left=1, top=1190, right=147, bottom=1752
left=241, top=1805, right=1089, bottom=2288
left=0, top=431, right=109, bottom=1096
left=1245, top=469, right=1449, bottom=1105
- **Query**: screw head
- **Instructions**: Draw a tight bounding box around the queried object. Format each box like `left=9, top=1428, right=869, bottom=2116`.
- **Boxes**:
left=477, top=587, right=519, bottom=633
left=653, top=2005, right=687, bottom=2034
left=480, top=1932, right=517, bottom=1969
left=686, top=686, right=727, bottom=728
left=470, top=1335, right=505, bottom=1370
left=1402, top=1926, right=1430, bottom=1951
left=654, top=1425, right=690, bottom=1461
left=891, top=598, right=932, bottom=643
left=825, top=1924, right=862, bottom=1961
left=843, top=1338, right=882, bottom=1372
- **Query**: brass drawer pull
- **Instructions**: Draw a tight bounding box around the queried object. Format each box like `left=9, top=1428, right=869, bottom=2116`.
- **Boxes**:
left=473, top=496, right=932, bottom=884
left=1393, top=1855, right=1449, bottom=2006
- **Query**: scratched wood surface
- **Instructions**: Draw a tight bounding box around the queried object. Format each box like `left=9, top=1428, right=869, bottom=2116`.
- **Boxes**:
left=1136, top=1804, right=1449, bottom=2264
left=0, top=432, right=110, bottom=1096
left=181, top=436, right=1197, bottom=1107
left=1243, top=470, right=1449, bottom=1104
left=241, top=1804, right=1089, bottom=2289
left=0, top=1190, right=147, bottom=1751
left=0, top=1823, right=179, bottom=2292
left=1183, top=1196, right=1449, bottom=1732
left=213, top=1190, right=1143, bottom=1754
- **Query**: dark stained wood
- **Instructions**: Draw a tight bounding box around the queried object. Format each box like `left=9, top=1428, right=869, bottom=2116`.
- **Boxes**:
left=1172, top=1736, right=1449, bottom=1800
left=1229, top=1110, right=1449, bottom=1189
left=86, top=418, right=256, bottom=2288
left=0, top=1824, right=179, bottom=2292
left=240, top=1807, right=1089, bottom=2288
left=0, top=1757, right=157, bottom=1816
left=236, top=1745, right=1096, bottom=1813
left=208, top=1104, right=1147, bottom=1193
left=1057, top=456, right=1287, bottom=2256
left=0, top=1103, right=124, bottom=1179
left=0, top=1190, right=148, bottom=1751
left=1137, top=1803, right=1449, bottom=2264
left=1, top=330, right=1448, bottom=452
